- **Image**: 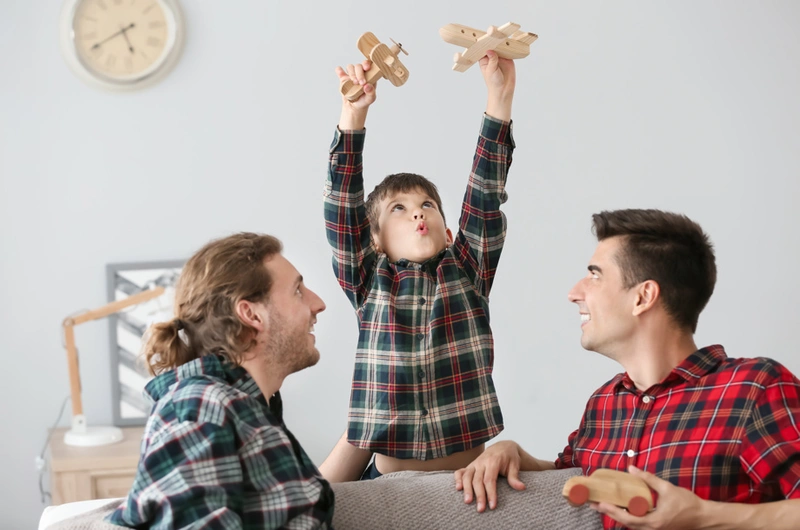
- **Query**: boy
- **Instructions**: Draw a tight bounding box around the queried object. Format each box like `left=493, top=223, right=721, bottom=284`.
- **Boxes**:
left=322, top=50, right=518, bottom=481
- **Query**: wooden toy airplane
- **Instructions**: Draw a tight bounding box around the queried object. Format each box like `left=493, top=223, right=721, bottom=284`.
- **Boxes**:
left=340, top=32, right=409, bottom=102
left=562, top=469, right=655, bottom=517
left=439, top=22, right=537, bottom=72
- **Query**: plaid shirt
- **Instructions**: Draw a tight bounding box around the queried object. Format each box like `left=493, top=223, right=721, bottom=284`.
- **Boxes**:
left=556, top=345, right=800, bottom=530
left=107, top=355, right=334, bottom=529
left=324, top=115, right=515, bottom=460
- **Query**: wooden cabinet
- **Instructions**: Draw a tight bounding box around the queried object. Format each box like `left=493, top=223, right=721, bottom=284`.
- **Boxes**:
left=49, top=426, right=144, bottom=504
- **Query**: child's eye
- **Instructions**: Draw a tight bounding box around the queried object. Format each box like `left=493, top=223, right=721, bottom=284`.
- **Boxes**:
left=391, top=204, right=405, bottom=212
left=423, top=201, right=433, bottom=208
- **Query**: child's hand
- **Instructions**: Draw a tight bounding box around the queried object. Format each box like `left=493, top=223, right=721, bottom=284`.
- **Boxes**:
left=336, top=60, right=376, bottom=130
left=479, top=50, right=516, bottom=122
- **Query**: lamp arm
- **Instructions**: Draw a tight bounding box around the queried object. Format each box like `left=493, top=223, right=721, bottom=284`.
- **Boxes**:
left=62, top=286, right=167, bottom=419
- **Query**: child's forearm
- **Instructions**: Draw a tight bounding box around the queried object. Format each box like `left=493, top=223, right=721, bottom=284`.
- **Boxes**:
left=485, top=94, right=513, bottom=122
left=339, top=104, right=368, bottom=131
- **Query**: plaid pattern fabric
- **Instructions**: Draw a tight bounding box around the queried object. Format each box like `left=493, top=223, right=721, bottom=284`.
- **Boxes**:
left=323, top=115, right=515, bottom=460
left=107, top=355, right=334, bottom=529
left=556, top=345, right=800, bottom=530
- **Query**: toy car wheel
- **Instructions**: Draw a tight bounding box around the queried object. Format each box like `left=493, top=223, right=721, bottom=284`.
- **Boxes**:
left=627, top=495, right=649, bottom=517
left=567, top=484, right=590, bottom=506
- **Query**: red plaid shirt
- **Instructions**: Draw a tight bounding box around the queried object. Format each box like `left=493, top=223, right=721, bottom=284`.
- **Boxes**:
left=556, top=345, right=800, bottom=530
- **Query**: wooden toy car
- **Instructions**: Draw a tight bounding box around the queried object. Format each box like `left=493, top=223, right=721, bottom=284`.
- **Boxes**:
left=439, top=22, right=537, bottom=72
left=340, top=32, right=409, bottom=101
left=562, top=468, right=655, bottom=517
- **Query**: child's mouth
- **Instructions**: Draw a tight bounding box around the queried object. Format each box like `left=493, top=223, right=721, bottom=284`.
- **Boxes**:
left=417, top=222, right=428, bottom=235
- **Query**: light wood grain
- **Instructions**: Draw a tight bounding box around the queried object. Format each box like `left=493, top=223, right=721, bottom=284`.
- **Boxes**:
left=562, top=468, right=654, bottom=513
left=439, top=22, right=538, bottom=72
left=49, top=426, right=144, bottom=504
left=341, top=32, right=410, bottom=101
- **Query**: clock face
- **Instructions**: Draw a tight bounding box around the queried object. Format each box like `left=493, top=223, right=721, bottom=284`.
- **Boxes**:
left=72, top=0, right=171, bottom=80
left=61, top=0, right=184, bottom=89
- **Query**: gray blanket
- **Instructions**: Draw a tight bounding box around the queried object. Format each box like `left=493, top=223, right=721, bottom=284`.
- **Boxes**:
left=46, top=468, right=602, bottom=529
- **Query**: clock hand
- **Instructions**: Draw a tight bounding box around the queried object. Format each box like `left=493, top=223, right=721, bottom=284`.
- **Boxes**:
left=120, top=24, right=135, bottom=53
left=91, top=23, right=136, bottom=50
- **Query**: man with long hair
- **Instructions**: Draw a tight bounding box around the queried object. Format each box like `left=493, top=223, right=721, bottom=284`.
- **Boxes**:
left=108, top=232, right=334, bottom=529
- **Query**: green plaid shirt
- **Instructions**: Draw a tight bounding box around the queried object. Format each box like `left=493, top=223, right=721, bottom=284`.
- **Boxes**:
left=107, top=355, right=334, bottom=529
left=324, top=114, right=515, bottom=460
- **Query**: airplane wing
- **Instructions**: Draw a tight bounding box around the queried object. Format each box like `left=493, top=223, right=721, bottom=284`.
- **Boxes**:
left=357, top=32, right=381, bottom=59
left=440, top=22, right=537, bottom=71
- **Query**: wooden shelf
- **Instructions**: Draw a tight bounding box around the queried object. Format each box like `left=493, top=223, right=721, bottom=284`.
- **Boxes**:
left=48, top=426, right=144, bottom=504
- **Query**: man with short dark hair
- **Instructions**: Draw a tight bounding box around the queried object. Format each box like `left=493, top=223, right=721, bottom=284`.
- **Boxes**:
left=454, top=209, right=800, bottom=530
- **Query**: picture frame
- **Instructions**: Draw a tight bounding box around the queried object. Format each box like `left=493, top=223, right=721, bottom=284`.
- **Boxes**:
left=107, top=259, right=184, bottom=427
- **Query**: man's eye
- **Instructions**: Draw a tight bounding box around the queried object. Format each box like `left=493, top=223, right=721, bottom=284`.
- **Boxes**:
left=296, top=287, right=303, bottom=296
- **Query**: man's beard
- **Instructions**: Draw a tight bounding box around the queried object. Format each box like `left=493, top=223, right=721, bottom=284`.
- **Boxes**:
left=265, top=311, right=319, bottom=374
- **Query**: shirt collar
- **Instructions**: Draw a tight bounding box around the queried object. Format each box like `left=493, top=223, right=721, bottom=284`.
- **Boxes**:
left=145, top=354, right=265, bottom=403
left=615, top=344, right=728, bottom=393
left=393, top=248, right=447, bottom=275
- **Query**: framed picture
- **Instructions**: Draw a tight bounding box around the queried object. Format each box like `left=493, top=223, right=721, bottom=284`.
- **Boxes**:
left=107, top=260, right=184, bottom=426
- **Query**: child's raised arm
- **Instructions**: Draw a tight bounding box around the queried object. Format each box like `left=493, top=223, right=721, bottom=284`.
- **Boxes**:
left=479, top=50, right=516, bottom=122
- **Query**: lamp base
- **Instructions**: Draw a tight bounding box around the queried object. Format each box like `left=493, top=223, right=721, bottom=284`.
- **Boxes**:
left=63, top=415, right=124, bottom=447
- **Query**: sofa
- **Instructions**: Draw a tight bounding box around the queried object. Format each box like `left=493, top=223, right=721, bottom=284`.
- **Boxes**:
left=40, top=467, right=603, bottom=529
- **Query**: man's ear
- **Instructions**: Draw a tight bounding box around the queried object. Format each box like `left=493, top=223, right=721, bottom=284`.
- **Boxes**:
left=632, top=280, right=660, bottom=316
left=445, top=227, right=454, bottom=247
left=235, top=299, right=267, bottom=332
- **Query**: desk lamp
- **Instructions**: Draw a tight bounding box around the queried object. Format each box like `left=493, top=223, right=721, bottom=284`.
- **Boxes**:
left=62, top=286, right=165, bottom=446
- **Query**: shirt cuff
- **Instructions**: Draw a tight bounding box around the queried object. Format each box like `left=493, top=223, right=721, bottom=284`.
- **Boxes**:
left=329, top=126, right=366, bottom=154
left=480, top=114, right=516, bottom=149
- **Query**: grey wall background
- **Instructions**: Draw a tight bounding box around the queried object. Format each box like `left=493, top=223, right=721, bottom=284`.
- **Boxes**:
left=2, top=1, right=799, bottom=527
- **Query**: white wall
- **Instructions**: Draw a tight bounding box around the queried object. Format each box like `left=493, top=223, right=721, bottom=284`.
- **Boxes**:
left=2, top=1, right=799, bottom=527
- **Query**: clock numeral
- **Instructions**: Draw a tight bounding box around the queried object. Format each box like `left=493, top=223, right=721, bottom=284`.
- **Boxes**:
left=124, top=57, right=134, bottom=71
left=113, top=0, right=123, bottom=4
left=142, top=3, right=156, bottom=14
left=149, top=21, right=164, bottom=29
left=106, top=54, right=117, bottom=68
left=84, top=16, right=97, bottom=22
left=147, top=37, right=161, bottom=47
left=139, top=50, right=149, bottom=60
left=83, top=32, right=97, bottom=40
left=96, top=0, right=107, bottom=10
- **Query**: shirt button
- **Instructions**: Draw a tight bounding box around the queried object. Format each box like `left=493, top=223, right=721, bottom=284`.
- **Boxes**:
left=642, top=395, right=651, bottom=404
left=627, top=449, right=635, bottom=458
left=417, top=333, right=424, bottom=340
left=418, top=371, right=425, bottom=379
left=419, top=297, right=426, bottom=305
left=421, top=409, right=428, bottom=416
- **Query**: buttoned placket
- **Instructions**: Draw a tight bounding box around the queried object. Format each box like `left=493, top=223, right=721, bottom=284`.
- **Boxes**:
left=622, top=390, right=656, bottom=467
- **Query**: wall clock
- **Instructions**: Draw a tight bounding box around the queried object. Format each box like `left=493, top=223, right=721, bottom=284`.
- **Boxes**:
left=60, top=0, right=185, bottom=91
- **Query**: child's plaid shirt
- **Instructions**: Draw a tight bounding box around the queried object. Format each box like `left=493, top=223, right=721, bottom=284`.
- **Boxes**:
left=324, top=114, right=515, bottom=460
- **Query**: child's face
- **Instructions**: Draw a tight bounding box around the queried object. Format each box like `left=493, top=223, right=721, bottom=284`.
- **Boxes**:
left=372, top=188, right=453, bottom=263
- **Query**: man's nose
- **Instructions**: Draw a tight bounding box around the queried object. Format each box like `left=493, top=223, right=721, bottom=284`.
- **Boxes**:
left=567, top=280, right=583, bottom=303
left=309, top=289, right=326, bottom=313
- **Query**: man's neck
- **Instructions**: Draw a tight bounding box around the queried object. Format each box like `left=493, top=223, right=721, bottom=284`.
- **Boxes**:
left=240, top=352, right=285, bottom=399
left=618, top=329, right=698, bottom=391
